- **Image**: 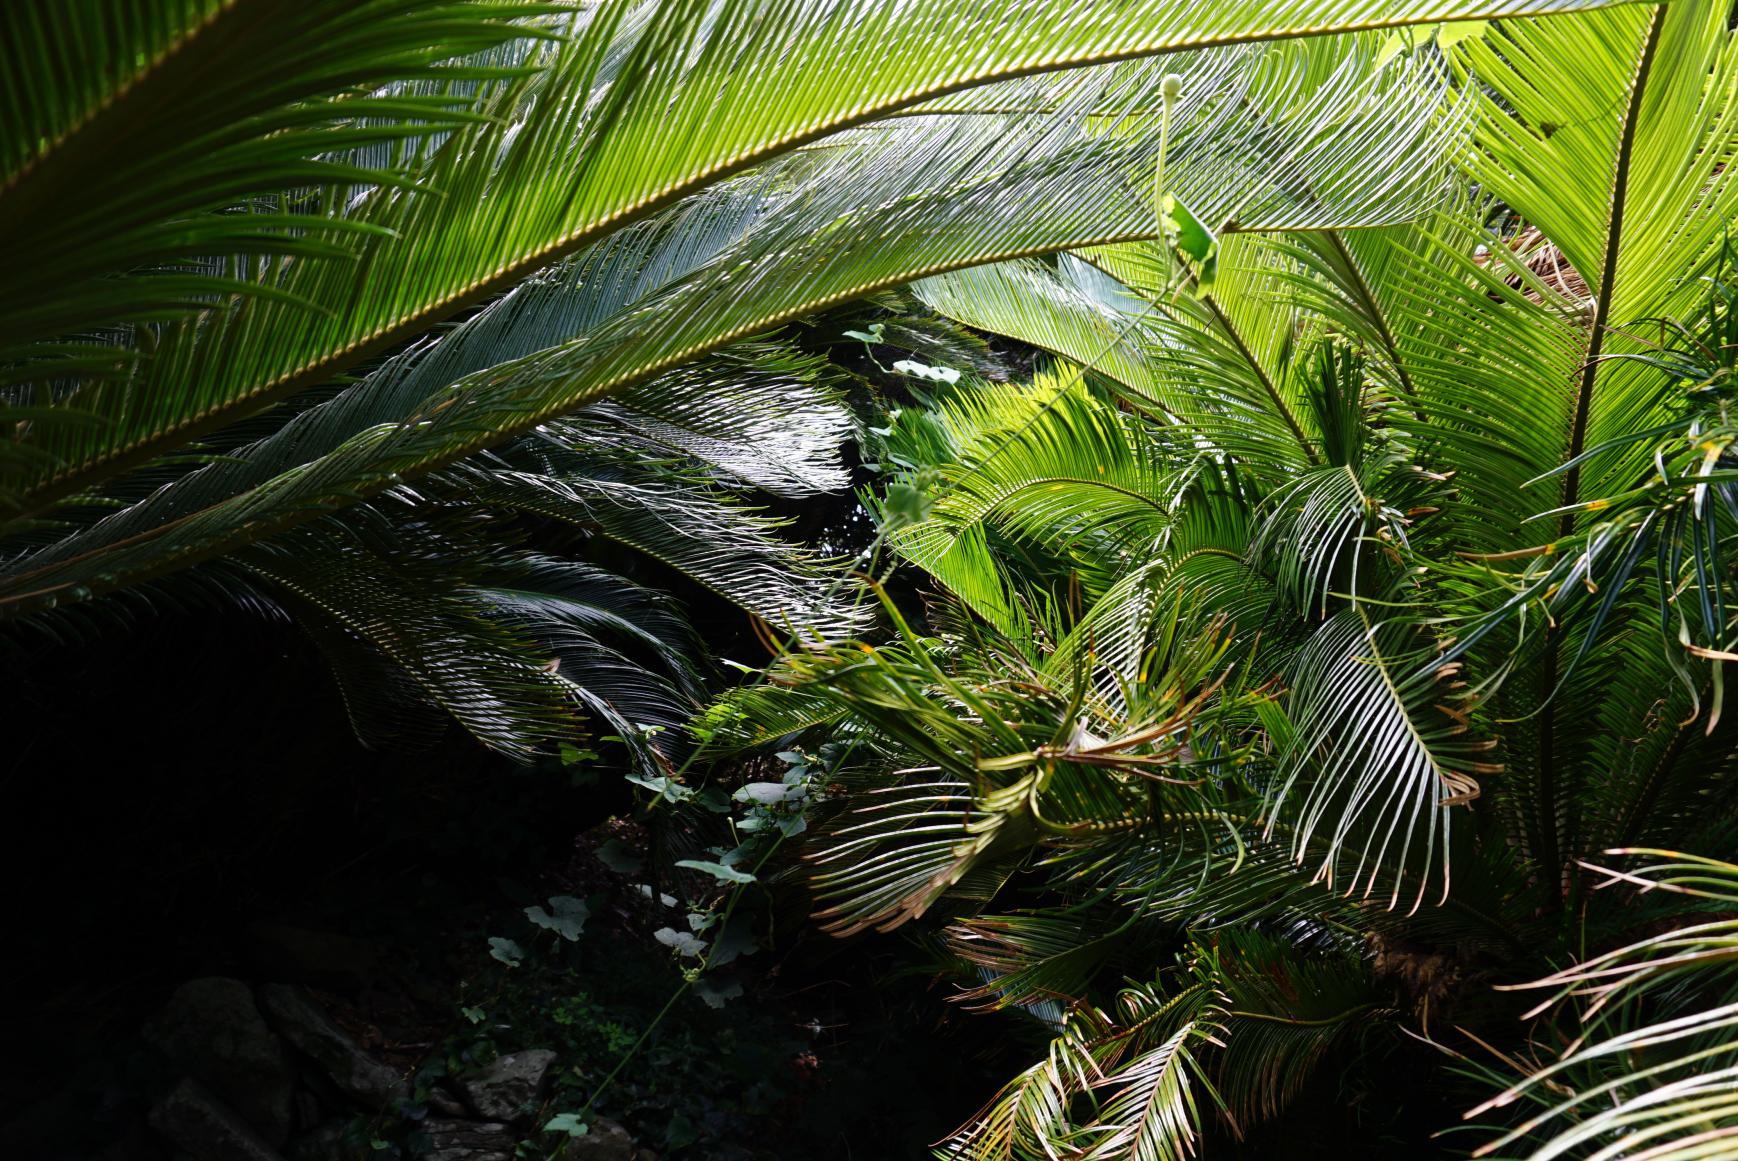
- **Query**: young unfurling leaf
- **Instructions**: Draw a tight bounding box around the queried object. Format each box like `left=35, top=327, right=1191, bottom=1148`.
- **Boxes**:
left=1159, top=194, right=1217, bottom=295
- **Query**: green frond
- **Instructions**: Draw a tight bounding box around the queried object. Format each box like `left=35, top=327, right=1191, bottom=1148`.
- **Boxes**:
left=1082, top=233, right=1326, bottom=476
left=879, top=368, right=1174, bottom=628
left=947, top=911, right=1125, bottom=1014
left=234, top=510, right=578, bottom=759
left=691, top=682, right=852, bottom=755
left=938, top=979, right=1221, bottom=1161
left=2, top=25, right=1517, bottom=617
left=912, top=259, right=1171, bottom=413
left=808, top=776, right=1029, bottom=937
left=1270, top=608, right=1486, bottom=910
left=1210, top=930, right=1385, bottom=1124
left=445, top=463, right=869, bottom=637
left=1465, top=851, right=1738, bottom=1161
left=0, top=0, right=551, bottom=354
left=1452, top=3, right=1738, bottom=548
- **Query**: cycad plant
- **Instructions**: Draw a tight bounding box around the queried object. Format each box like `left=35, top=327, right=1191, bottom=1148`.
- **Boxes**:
left=3, top=0, right=1601, bottom=759
left=711, top=4, right=1738, bottom=1156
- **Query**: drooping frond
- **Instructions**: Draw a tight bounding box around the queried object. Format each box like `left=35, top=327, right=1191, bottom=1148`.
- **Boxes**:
left=1465, top=851, right=1738, bottom=1161
left=2, top=30, right=1493, bottom=619
left=3, top=0, right=1594, bottom=529
left=233, top=509, right=578, bottom=759
left=947, top=911, right=1126, bottom=1014
left=1209, top=929, right=1386, bottom=1125
left=0, top=1, right=551, bottom=355
left=691, top=682, right=853, bottom=755
left=879, top=369, right=1174, bottom=631
left=808, top=776, right=1027, bottom=937
left=758, top=584, right=1246, bottom=934
left=442, top=461, right=870, bottom=637
left=913, top=259, right=1171, bottom=413
left=1268, top=607, right=1486, bottom=910
left=938, top=979, right=1221, bottom=1161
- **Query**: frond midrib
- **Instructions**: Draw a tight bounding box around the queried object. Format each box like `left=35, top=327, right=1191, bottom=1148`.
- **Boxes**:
left=9, top=0, right=1619, bottom=519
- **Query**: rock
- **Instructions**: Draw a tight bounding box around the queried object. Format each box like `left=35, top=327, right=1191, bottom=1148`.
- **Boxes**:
left=285, top=1120, right=357, bottom=1161
left=145, top=979, right=297, bottom=1145
left=458, top=1049, right=558, bottom=1121
left=422, top=1118, right=514, bottom=1161
left=425, top=1085, right=469, bottom=1117
left=558, top=1118, right=636, bottom=1161
left=149, top=1078, right=285, bottom=1161
left=258, top=984, right=406, bottom=1108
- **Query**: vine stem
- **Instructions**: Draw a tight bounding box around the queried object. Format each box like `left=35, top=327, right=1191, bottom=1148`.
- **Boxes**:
left=574, top=831, right=790, bottom=1121
left=573, top=976, right=693, bottom=1122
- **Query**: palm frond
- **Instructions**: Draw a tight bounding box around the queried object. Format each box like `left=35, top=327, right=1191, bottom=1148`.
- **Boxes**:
left=1210, top=929, right=1385, bottom=1125
left=1465, top=851, right=1738, bottom=1161
left=4, top=0, right=1586, bottom=526
left=444, top=461, right=869, bottom=636
left=947, top=911, right=1126, bottom=1014
left=0, top=1, right=551, bottom=355
left=938, top=980, right=1221, bottom=1161
left=3, top=29, right=1493, bottom=617
left=1269, top=607, right=1487, bottom=910
left=234, top=508, right=577, bottom=759
left=879, top=369, right=1175, bottom=630
left=691, top=682, right=852, bottom=755
left=912, top=259, right=1171, bottom=413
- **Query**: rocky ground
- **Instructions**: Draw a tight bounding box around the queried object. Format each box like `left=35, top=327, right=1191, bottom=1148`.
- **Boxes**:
left=1, top=618, right=1022, bottom=1161
left=133, top=975, right=653, bottom=1161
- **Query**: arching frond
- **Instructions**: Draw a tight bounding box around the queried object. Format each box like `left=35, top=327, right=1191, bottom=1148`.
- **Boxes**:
left=2, top=29, right=1494, bottom=618
left=444, top=463, right=869, bottom=636
left=912, top=259, right=1171, bottom=413
left=879, top=369, right=1175, bottom=628
left=1270, top=608, right=1486, bottom=910
left=234, top=510, right=578, bottom=759
left=0, top=1, right=550, bottom=356
left=939, top=979, right=1221, bottom=1161
left=691, top=682, right=853, bottom=756
left=1209, top=929, right=1385, bottom=1125
left=1466, top=851, right=1738, bottom=1161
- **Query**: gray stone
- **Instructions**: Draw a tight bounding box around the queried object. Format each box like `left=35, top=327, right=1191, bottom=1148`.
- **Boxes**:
left=145, top=979, right=297, bottom=1145
left=458, top=1049, right=558, bottom=1121
left=149, top=1078, right=285, bottom=1161
left=558, top=1118, right=636, bottom=1161
left=422, top=1118, right=514, bottom=1161
left=286, top=1120, right=358, bottom=1161
left=258, top=984, right=406, bottom=1108
left=425, top=1085, right=469, bottom=1117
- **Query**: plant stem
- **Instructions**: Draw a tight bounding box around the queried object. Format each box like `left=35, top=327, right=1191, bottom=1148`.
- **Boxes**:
left=575, top=832, right=789, bottom=1120
left=576, top=976, right=693, bottom=1120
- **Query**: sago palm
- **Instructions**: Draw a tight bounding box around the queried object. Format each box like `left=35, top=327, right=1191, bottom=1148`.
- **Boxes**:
left=709, top=5, right=1738, bottom=1156
left=1, top=0, right=1628, bottom=756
